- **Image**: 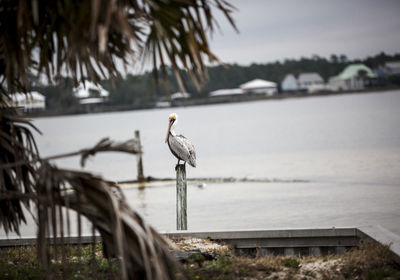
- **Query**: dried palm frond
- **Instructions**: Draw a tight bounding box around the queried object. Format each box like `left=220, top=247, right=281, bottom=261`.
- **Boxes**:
left=0, top=108, right=180, bottom=279
left=1, top=1, right=237, bottom=279
left=79, top=137, right=140, bottom=167
left=0, top=0, right=236, bottom=94
left=0, top=107, right=40, bottom=235
left=34, top=163, right=179, bottom=280
left=38, top=137, right=140, bottom=167
left=1, top=137, right=140, bottom=170
left=144, top=0, right=237, bottom=92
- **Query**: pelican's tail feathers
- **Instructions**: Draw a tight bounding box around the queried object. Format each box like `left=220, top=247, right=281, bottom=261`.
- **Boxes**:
left=188, top=150, right=196, bottom=167
left=188, top=160, right=196, bottom=168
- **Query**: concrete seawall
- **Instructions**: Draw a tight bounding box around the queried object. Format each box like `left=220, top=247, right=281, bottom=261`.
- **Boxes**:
left=1, top=226, right=399, bottom=263
left=165, top=226, right=400, bottom=261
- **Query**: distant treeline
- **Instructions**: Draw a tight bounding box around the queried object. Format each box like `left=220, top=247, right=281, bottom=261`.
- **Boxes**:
left=33, top=52, right=400, bottom=112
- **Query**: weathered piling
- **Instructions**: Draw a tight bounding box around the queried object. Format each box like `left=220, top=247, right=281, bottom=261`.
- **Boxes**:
left=176, top=164, right=187, bottom=230
left=135, top=130, right=144, bottom=182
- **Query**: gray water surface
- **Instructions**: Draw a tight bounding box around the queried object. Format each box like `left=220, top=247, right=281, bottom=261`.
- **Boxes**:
left=2, top=90, right=400, bottom=237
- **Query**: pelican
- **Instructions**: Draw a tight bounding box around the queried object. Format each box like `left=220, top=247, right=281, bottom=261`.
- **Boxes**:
left=165, top=113, right=196, bottom=168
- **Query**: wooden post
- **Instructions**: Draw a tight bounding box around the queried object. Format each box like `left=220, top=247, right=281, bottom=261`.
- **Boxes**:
left=135, top=130, right=144, bottom=182
left=176, top=164, right=187, bottom=230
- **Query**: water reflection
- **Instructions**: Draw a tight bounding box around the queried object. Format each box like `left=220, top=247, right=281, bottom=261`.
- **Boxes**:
left=136, top=184, right=148, bottom=216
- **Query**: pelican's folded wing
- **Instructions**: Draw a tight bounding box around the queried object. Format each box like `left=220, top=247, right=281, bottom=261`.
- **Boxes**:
left=169, top=135, right=196, bottom=167
left=177, top=135, right=196, bottom=167
left=169, top=135, right=189, bottom=159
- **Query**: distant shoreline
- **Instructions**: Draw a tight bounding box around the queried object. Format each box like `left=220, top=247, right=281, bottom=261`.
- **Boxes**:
left=181, top=86, right=400, bottom=107
left=28, top=86, right=400, bottom=119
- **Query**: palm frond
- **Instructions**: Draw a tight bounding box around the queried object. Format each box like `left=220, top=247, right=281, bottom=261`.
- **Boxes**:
left=144, top=0, right=237, bottom=92
left=32, top=163, right=179, bottom=280
left=55, top=168, right=179, bottom=280
left=79, top=137, right=140, bottom=167
left=0, top=1, right=237, bottom=278
left=0, top=108, right=40, bottom=235
left=0, top=108, right=180, bottom=279
left=0, top=0, right=236, bottom=94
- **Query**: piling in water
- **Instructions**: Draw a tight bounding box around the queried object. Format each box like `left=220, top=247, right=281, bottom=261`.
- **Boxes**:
left=176, top=164, right=187, bottom=230
left=135, top=130, right=144, bottom=182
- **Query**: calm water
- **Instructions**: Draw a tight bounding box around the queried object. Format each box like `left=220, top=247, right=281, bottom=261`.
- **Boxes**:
left=2, top=90, right=400, bottom=237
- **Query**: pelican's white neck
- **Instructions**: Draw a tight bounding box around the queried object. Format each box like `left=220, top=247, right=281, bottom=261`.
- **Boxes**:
left=166, top=119, right=178, bottom=143
left=169, top=123, right=176, bottom=136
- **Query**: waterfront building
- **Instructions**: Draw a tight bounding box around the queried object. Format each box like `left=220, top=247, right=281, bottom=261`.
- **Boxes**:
left=281, top=74, right=299, bottom=92
left=328, top=64, right=376, bottom=91
left=10, top=91, right=46, bottom=111
left=73, top=81, right=109, bottom=105
left=297, top=72, right=325, bottom=93
left=170, top=92, right=190, bottom=100
left=383, top=61, right=400, bottom=76
left=170, top=92, right=191, bottom=106
left=240, top=79, right=277, bottom=96
left=209, top=88, right=243, bottom=97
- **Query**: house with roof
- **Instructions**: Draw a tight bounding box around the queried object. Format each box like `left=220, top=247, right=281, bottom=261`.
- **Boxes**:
left=171, top=92, right=190, bottom=100
left=281, top=74, right=299, bottom=92
left=10, top=91, right=46, bottom=112
left=297, top=73, right=325, bottom=93
left=328, top=64, right=376, bottom=91
left=73, top=81, right=109, bottom=105
left=240, top=79, right=277, bottom=96
left=209, top=88, right=243, bottom=97
left=170, top=92, right=191, bottom=106
left=383, top=61, right=400, bottom=76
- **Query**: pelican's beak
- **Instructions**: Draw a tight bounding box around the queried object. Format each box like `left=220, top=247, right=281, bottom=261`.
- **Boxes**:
left=165, top=120, right=173, bottom=143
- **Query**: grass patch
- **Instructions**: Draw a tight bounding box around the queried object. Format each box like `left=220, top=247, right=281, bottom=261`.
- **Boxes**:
left=1, top=240, right=400, bottom=280
left=340, top=241, right=400, bottom=279
left=367, top=266, right=399, bottom=280
left=281, top=257, right=300, bottom=269
left=0, top=244, right=119, bottom=280
left=180, top=241, right=400, bottom=280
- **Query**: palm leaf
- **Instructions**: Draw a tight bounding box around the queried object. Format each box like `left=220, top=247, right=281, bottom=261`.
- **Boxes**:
left=0, top=0, right=236, bottom=94
left=34, top=164, right=180, bottom=279
left=0, top=1, right=237, bottom=278
left=0, top=108, right=39, bottom=235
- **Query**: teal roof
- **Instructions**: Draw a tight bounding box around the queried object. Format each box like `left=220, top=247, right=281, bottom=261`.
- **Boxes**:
left=337, top=64, right=376, bottom=80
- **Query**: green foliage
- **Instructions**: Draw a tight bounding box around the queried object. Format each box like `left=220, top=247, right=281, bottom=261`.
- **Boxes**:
left=281, top=257, right=300, bottom=269
left=0, top=244, right=119, bottom=280
left=101, top=74, right=156, bottom=106
left=33, top=78, right=79, bottom=112
left=366, top=266, right=399, bottom=280
left=0, top=259, right=44, bottom=280
left=188, top=253, right=206, bottom=264
left=3, top=242, right=400, bottom=280
left=341, top=241, right=395, bottom=279
left=388, top=75, right=400, bottom=86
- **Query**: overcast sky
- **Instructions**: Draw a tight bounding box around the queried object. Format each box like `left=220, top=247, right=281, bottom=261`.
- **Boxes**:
left=209, top=0, right=400, bottom=65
